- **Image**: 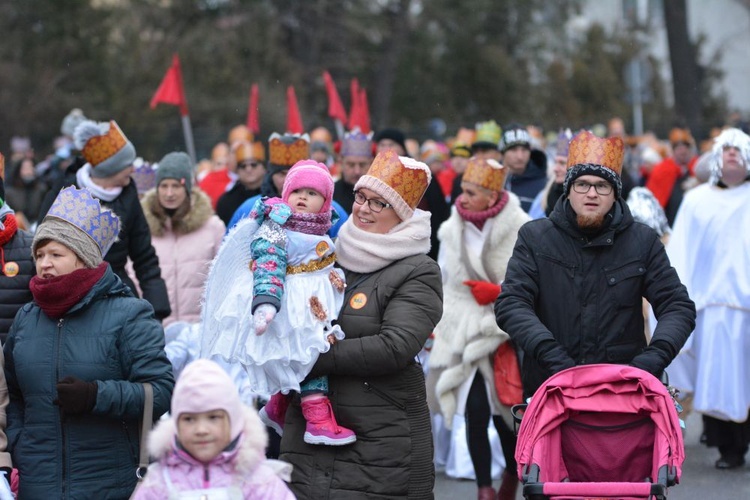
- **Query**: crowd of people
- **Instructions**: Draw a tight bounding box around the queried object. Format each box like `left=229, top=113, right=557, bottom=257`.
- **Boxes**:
left=0, top=108, right=748, bottom=499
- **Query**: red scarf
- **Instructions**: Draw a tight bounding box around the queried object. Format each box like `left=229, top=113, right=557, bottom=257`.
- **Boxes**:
left=0, top=214, right=19, bottom=275
left=454, top=191, right=509, bottom=230
left=30, top=263, right=108, bottom=319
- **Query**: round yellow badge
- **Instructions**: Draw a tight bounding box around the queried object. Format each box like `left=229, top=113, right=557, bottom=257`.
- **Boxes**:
left=349, top=292, right=367, bottom=310
left=315, top=240, right=330, bottom=257
left=3, top=261, right=19, bottom=277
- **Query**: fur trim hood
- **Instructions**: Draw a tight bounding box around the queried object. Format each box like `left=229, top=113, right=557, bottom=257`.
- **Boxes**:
left=148, top=405, right=268, bottom=475
left=142, top=187, right=215, bottom=236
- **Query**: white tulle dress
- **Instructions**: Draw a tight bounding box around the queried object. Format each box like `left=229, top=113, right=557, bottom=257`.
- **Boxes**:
left=201, top=215, right=345, bottom=397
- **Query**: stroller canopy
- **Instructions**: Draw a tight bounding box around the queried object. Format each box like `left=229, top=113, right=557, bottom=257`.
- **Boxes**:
left=516, top=364, right=685, bottom=485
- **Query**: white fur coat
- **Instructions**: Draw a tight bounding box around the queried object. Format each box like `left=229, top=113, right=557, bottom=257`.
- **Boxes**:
left=430, top=194, right=529, bottom=427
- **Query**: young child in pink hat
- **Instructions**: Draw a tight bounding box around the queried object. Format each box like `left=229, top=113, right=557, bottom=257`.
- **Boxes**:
left=131, top=359, right=294, bottom=499
left=202, top=159, right=356, bottom=446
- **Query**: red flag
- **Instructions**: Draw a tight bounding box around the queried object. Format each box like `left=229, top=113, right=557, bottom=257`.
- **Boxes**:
left=150, top=54, right=188, bottom=116
left=348, top=78, right=361, bottom=131
left=323, top=71, right=348, bottom=124
left=359, top=87, right=371, bottom=134
left=246, top=84, right=260, bottom=134
left=286, top=86, right=304, bottom=134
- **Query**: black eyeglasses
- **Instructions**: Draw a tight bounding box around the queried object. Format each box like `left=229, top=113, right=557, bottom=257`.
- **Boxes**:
left=572, top=180, right=613, bottom=195
left=239, top=161, right=263, bottom=169
left=353, top=190, right=393, bottom=213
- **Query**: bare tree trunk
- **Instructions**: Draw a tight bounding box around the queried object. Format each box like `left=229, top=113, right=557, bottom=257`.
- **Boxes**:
left=371, top=0, right=411, bottom=128
left=663, top=0, right=704, bottom=137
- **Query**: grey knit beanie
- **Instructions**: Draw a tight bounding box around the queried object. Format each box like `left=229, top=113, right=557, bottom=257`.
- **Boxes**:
left=32, top=218, right=103, bottom=269
left=156, top=152, right=193, bottom=192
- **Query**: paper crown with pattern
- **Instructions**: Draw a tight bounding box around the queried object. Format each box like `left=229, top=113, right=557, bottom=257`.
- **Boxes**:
left=45, top=186, right=120, bottom=256
left=235, top=141, right=266, bottom=163
left=341, top=128, right=374, bottom=158
left=131, top=158, right=157, bottom=194
left=268, top=132, right=310, bottom=167
left=555, top=128, right=573, bottom=158
left=75, top=120, right=136, bottom=178
left=354, top=150, right=431, bottom=221
left=566, top=130, right=624, bottom=173
left=463, top=157, right=507, bottom=192
left=473, top=121, right=502, bottom=149
left=564, top=130, right=625, bottom=197
left=228, top=124, right=254, bottom=146
left=668, top=127, right=695, bottom=147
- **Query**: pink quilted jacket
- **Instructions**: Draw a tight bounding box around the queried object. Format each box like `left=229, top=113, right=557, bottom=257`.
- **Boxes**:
left=131, top=406, right=294, bottom=499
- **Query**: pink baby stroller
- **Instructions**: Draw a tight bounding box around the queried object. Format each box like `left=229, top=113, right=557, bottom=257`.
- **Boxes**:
left=513, top=364, right=684, bottom=500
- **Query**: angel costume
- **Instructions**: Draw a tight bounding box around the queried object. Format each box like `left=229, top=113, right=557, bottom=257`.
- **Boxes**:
left=665, top=181, right=750, bottom=423
left=201, top=198, right=345, bottom=396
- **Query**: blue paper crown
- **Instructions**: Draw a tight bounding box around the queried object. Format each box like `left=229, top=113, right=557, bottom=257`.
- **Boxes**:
left=46, top=186, right=120, bottom=256
left=132, top=158, right=157, bottom=194
left=341, top=128, right=374, bottom=158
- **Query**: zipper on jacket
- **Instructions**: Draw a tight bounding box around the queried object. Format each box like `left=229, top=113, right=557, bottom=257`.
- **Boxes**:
left=363, top=382, right=405, bottom=410
left=203, top=464, right=210, bottom=488
left=56, top=318, right=67, bottom=497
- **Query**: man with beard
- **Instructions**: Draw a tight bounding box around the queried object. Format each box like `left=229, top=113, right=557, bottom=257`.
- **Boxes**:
left=494, top=130, right=695, bottom=398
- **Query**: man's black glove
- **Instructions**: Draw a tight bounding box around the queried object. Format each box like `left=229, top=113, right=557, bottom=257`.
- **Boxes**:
left=54, top=376, right=98, bottom=415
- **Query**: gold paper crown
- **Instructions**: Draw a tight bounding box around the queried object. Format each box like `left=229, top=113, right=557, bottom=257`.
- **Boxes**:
left=235, top=141, right=266, bottom=163
left=228, top=125, right=254, bottom=146
left=566, top=131, right=624, bottom=176
left=269, top=134, right=310, bottom=167
left=668, top=128, right=695, bottom=146
left=310, top=126, right=332, bottom=144
left=81, top=120, right=128, bottom=167
left=366, top=150, right=430, bottom=211
left=463, top=157, right=507, bottom=192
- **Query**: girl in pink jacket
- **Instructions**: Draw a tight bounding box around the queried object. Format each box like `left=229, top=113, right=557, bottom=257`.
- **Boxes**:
left=131, top=359, right=294, bottom=499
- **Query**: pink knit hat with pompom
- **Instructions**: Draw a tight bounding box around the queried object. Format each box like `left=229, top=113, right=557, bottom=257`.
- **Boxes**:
left=281, top=159, right=334, bottom=213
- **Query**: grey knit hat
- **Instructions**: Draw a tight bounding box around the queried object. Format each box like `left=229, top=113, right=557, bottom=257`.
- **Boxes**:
left=156, top=152, right=193, bottom=192
left=32, top=218, right=104, bottom=269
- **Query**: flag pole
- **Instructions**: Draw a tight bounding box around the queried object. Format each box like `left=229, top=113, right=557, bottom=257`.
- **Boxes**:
left=181, top=115, right=197, bottom=165
left=334, top=119, right=344, bottom=141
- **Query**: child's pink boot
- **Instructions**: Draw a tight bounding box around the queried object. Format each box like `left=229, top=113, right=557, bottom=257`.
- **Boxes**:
left=258, top=393, right=290, bottom=437
left=301, top=397, right=356, bottom=446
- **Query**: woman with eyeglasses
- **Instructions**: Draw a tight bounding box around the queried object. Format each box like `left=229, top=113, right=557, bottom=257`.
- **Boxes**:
left=215, top=141, right=267, bottom=225
left=138, top=152, right=225, bottom=326
left=279, top=150, right=444, bottom=499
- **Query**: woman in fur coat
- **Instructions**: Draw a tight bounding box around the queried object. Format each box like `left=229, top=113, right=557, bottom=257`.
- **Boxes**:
left=140, top=152, right=225, bottom=326
left=428, top=157, right=529, bottom=500
left=131, top=359, right=294, bottom=499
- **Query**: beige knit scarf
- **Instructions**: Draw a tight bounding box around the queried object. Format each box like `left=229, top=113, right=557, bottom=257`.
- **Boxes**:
left=335, top=209, right=432, bottom=273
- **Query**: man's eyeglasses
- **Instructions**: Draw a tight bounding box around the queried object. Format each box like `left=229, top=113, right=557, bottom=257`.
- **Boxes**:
left=239, top=161, right=263, bottom=170
left=353, top=190, right=393, bottom=213
left=572, top=180, right=613, bottom=196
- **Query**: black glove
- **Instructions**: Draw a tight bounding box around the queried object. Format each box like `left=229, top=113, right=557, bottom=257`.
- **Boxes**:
left=630, top=340, right=673, bottom=377
left=536, top=339, right=576, bottom=375
left=54, top=376, right=98, bottom=415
